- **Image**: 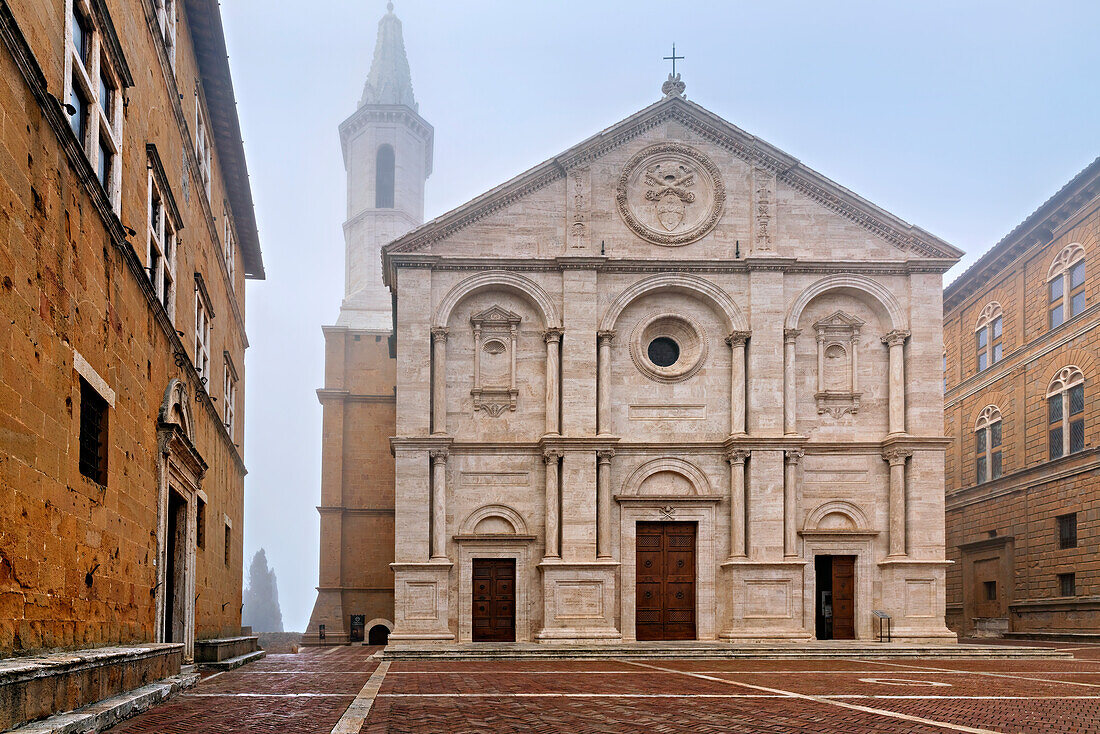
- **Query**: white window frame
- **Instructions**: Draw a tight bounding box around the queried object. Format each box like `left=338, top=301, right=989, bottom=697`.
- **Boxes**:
left=154, top=0, right=176, bottom=67
left=974, top=302, right=1003, bottom=373
left=1048, top=243, right=1087, bottom=330
left=195, top=91, right=213, bottom=201
left=146, top=169, right=178, bottom=320
left=974, top=405, right=1003, bottom=484
left=222, top=202, right=236, bottom=288
left=223, top=357, right=237, bottom=435
left=194, top=290, right=212, bottom=381
left=63, top=0, right=124, bottom=211
left=1047, top=366, right=1085, bottom=459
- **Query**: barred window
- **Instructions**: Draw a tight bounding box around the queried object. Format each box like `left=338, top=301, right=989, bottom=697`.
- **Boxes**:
left=78, top=377, right=108, bottom=484
left=1048, top=367, right=1086, bottom=459
left=1059, top=573, right=1076, bottom=597
left=1058, top=513, right=1078, bottom=549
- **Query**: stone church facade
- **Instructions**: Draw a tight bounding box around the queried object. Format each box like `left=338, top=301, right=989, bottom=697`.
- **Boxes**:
left=308, top=6, right=961, bottom=645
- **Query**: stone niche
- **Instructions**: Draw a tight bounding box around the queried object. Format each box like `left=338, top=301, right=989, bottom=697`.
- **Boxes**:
left=812, top=310, right=864, bottom=419
left=470, top=305, right=521, bottom=417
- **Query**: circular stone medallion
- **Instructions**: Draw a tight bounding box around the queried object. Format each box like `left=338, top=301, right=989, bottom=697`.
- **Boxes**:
left=616, top=143, right=725, bottom=246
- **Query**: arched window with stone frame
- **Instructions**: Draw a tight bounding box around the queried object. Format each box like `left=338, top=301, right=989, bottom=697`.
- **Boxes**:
left=1047, top=243, right=1086, bottom=329
left=974, top=405, right=1003, bottom=484
left=974, top=302, right=1003, bottom=373
left=1047, top=366, right=1085, bottom=459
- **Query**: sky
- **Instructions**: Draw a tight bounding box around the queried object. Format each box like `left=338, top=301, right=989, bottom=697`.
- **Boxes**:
left=224, top=1, right=1100, bottom=632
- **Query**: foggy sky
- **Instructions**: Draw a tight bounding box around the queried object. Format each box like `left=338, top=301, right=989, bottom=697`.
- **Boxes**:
left=225, top=1, right=1100, bottom=632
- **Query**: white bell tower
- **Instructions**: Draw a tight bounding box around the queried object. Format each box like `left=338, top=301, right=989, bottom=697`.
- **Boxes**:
left=337, top=2, right=433, bottom=330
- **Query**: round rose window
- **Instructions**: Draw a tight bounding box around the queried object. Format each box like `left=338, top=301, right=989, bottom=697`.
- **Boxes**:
left=630, top=313, right=708, bottom=383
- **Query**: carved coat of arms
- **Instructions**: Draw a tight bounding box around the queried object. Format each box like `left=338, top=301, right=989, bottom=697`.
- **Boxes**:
left=616, top=143, right=724, bottom=246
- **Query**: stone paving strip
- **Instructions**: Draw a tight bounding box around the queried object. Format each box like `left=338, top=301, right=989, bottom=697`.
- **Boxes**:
left=331, top=661, right=391, bottom=734
left=621, top=660, right=1001, bottom=734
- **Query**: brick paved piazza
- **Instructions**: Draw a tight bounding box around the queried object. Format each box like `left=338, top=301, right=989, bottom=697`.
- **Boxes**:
left=105, top=641, right=1100, bottom=733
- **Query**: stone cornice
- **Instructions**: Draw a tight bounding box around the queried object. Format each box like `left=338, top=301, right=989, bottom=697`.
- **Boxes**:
left=381, top=96, right=961, bottom=265
left=386, top=254, right=953, bottom=278
left=316, top=389, right=396, bottom=405
left=946, top=448, right=1099, bottom=512
left=389, top=436, right=453, bottom=453
left=944, top=156, right=1100, bottom=312
left=379, top=436, right=951, bottom=455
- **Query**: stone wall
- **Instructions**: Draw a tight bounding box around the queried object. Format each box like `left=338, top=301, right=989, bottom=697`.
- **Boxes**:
left=944, top=177, right=1099, bottom=635
left=0, top=0, right=257, bottom=656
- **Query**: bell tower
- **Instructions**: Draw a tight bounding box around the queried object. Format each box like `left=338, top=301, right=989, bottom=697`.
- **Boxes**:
left=337, top=1, right=433, bottom=330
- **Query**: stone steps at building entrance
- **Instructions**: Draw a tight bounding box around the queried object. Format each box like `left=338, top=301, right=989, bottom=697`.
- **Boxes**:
left=382, top=640, right=1071, bottom=660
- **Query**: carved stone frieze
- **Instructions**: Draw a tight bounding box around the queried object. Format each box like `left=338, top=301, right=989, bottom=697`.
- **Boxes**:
left=616, top=143, right=725, bottom=246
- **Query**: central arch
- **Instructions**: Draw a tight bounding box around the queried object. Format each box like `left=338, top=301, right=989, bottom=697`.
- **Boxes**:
left=434, top=271, right=559, bottom=329
left=600, top=273, right=747, bottom=332
left=785, top=274, right=905, bottom=331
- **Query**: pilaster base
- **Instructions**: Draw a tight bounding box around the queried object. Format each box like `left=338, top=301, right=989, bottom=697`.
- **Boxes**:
left=302, top=588, right=348, bottom=646
left=390, top=561, right=456, bottom=642
left=719, top=558, right=810, bottom=640
left=876, top=558, right=956, bottom=644
left=536, top=559, right=621, bottom=643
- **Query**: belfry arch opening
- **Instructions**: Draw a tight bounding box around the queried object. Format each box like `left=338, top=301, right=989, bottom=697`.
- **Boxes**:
left=375, top=144, right=395, bottom=208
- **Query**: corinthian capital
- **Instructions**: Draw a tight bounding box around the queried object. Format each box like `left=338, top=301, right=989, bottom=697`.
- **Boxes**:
left=881, top=329, right=911, bottom=348
left=882, top=448, right=912, bottom=465
left=430, top=327, right=449, bottom=342
left=429, top=449, right=449, bottom=464
left=725, top=331, right=751, bottom=347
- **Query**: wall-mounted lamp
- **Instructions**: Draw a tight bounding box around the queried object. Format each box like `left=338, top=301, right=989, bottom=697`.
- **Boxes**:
left=52, top=94, right=76, bottom=116
left=735, top=240, right=741, bottom=259
left=85, top=563, right=100, bottom=586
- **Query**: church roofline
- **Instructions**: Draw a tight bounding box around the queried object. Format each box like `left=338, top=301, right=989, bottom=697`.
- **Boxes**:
left=381, top=94, right=962, bottom=279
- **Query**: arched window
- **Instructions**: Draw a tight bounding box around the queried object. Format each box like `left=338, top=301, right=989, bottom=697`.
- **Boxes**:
left=974, top=405, right=1003, bottom=484
left=375, top=144, right=395, bottom=209
left=975, top=302, right=1003, bottom=372
left=1047, top=366, right=1085, bottom=459
left=1047, top=243, right=1086, bottom=329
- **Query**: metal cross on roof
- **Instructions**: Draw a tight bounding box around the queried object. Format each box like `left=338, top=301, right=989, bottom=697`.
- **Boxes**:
left=664, top=44, right=684, bottom=76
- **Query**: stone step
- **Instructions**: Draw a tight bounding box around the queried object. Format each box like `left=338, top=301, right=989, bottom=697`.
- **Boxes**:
left=382, top=642, right=1071, bottom=660
left=8, top=672, right=198, bottom=734
left=197, top=649, right=266, bottom=672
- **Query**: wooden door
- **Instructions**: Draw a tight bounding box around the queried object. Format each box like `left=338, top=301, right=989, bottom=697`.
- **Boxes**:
left=636, top=522, right=696, bottom=641
left=831, top=555, right=856, bottom=640
left=472, top=558, right=515, bottom=642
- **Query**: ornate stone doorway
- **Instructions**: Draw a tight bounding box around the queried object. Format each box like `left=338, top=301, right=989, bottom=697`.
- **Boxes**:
left=635, top=522, right=696, bottom=641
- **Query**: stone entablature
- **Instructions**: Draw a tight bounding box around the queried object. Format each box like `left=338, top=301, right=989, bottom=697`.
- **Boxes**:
left=380, top=94, right=958, bottom=646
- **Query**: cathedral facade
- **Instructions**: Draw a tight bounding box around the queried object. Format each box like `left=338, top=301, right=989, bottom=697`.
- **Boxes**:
left=309, top=6, right=961, bottom=645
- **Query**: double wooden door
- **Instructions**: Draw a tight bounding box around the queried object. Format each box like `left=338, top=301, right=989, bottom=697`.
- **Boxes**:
left=472, top=558, right=515, bottom=642
left=636, top=522, right=696, bottom=641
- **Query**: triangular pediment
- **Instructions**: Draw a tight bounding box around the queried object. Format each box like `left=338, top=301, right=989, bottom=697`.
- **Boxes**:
left=471, top=305, right=522, bottom=326
left=382, top=95, right=962, bottom=262
left=814, top=310, right=866, bottom=330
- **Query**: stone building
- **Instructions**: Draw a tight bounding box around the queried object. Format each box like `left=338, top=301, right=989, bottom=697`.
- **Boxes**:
left=375, top=68, right=961, bottom=643
left=0, top=0, right=263, bottom=664
left=304, top=3, right=428, bottom=646
left=944, top=158, right=1100, bottom=637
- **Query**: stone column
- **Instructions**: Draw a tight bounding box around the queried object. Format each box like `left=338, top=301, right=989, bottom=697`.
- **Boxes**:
left=783, top=450, right=803, bottom=557
left=543, top=450, right=562, bottom=558
left=430, top=328, right=448, bottom=435
left=596, top=330, right=615, bottom=435
left=596, top=450, right=615, bottom=559
left=430, top=450, right=448, bottom=561
left=882, top=329, right=910, bottom=435
left=783, top=329, right=801, bottom=435
left=544, top=329, right=563, bottom=435
left=883, top=449, right=912, bottom=557
left=726, top=332, right=750, bottom=435
left=726, top=450, right=749, bottom=559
